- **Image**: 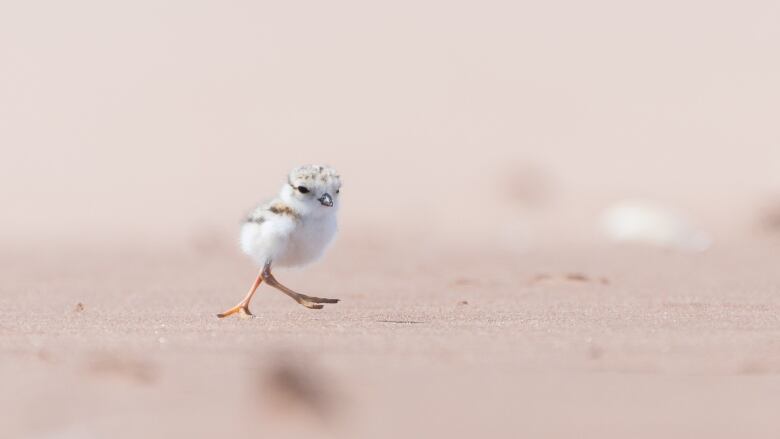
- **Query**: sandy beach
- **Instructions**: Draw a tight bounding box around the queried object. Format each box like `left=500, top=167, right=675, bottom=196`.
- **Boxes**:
left=2, top=235, right=780, bottom=438
left=2, top=1, right=779, bottom=437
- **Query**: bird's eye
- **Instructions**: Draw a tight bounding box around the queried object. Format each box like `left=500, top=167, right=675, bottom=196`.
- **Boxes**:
left=336, top=189, right=340, bottom=194
left=297, top=186, right=309, bottom=194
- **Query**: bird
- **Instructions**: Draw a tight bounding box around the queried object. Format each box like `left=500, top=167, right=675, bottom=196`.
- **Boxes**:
left=217, top=164, right=342, bottom=318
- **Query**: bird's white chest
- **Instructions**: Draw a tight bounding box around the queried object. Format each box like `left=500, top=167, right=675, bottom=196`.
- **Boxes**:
left=280, top=215, right=337, bottom=266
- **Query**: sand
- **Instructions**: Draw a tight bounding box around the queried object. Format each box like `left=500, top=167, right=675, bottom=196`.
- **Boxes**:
left=2, top=235, right=780, bottom=438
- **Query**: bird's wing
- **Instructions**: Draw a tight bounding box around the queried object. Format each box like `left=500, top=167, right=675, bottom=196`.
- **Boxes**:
left=245, top=199, right=277, bottom=224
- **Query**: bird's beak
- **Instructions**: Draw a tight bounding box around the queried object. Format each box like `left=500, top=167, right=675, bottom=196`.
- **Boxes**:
left=318, top=193, right=333, bottom=207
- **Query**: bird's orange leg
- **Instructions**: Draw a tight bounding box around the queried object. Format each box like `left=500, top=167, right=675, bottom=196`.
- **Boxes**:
left=217, top=269, right=264, bottom=318
left=262, top=264, right=339, bottom=309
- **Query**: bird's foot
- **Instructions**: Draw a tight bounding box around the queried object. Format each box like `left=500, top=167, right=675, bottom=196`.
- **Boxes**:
left=297, top=295, right=340, bottom=309
left=216, top=304, right=254, bottom=319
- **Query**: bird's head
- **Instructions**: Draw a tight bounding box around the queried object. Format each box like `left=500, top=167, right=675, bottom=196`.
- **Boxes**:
left=281, top=164, right=342, bottom=216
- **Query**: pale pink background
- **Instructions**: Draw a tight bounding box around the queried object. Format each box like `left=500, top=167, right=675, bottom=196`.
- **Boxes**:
left=2, top=0, right=778, bottom=248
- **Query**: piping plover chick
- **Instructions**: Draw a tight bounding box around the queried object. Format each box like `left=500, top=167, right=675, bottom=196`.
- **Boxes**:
left=217, top=164, right=342, bottom=318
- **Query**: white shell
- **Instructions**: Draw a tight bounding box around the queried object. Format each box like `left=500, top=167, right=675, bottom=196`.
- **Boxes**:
left=601, top=200, right=711, bottom=252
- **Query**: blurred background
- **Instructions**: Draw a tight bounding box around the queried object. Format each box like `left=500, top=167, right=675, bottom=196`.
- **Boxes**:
left=2, top=0, right=779, bottom=252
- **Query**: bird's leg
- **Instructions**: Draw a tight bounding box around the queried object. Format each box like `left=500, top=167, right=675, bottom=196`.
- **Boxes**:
left=216, top=269, right=264, bottom=318
left=262, top=265, right=339, bottom=310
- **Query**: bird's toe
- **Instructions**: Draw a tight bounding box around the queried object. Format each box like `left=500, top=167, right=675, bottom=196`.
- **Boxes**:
left=301, top=302, right=325, bottom=309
